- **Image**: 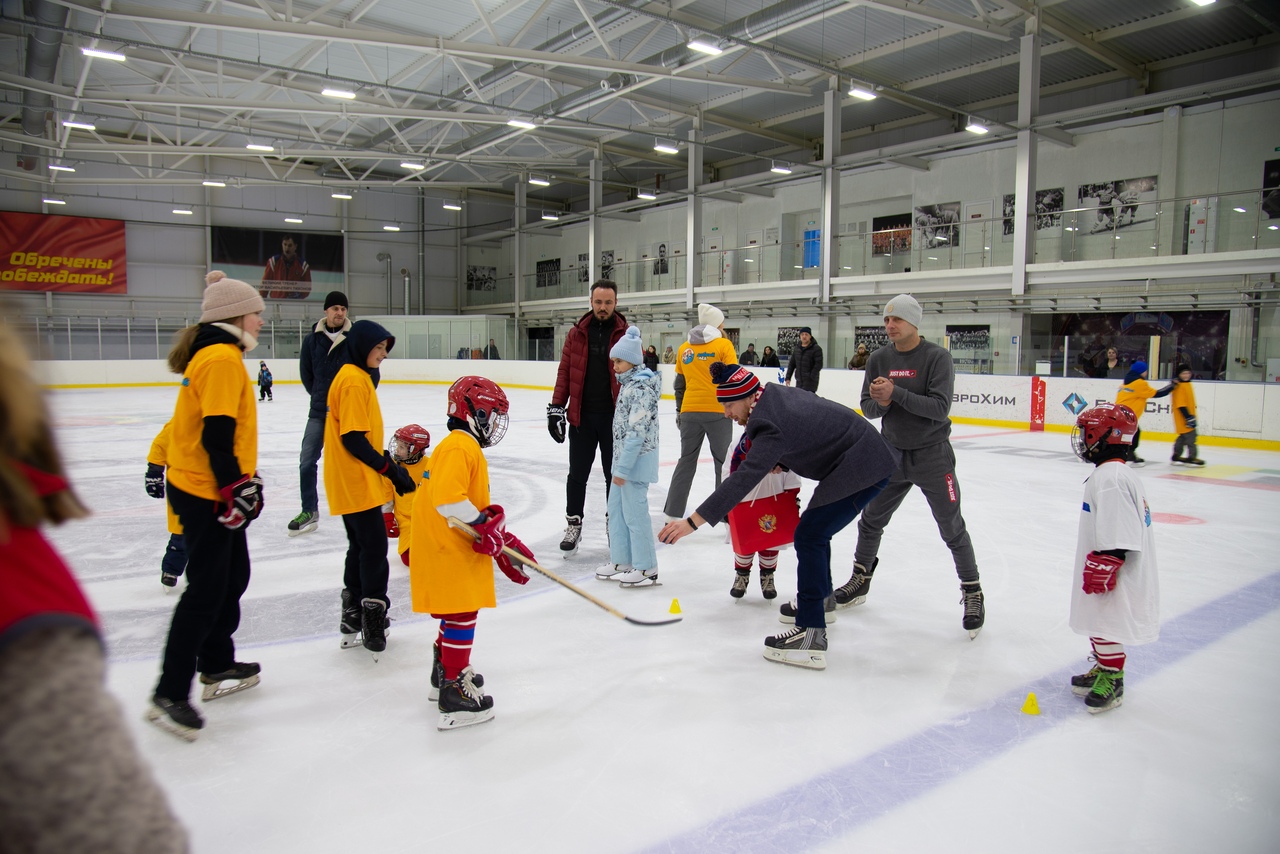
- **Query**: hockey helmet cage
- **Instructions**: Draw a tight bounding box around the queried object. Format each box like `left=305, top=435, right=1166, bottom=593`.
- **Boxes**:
left=447, top=376, right=510, bottom=447
left=389, top=423, right=431, bottom=464
left=1071, top=403, right=1137, bottom=462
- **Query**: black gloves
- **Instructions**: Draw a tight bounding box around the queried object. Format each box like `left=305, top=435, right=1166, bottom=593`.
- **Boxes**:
left=217, top=474, right=264, bottom=530
left=381, top=452, right=416, bottom=496
left=145, top=463, right=165, bottom=499
left=547, top=403, right=567, bottom=444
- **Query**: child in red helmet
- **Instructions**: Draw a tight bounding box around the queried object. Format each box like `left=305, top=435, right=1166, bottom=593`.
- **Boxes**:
left=382, top=424, right=431, bottom=566
left=1067, top=403, right=1161, bottom=713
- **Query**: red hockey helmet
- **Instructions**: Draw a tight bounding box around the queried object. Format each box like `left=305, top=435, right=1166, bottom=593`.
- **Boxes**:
left=1071, top=403, right=1137, bottom=462
left=447, top=376, right=509, bottom=447
left=388, top=423, right=430, bottom=464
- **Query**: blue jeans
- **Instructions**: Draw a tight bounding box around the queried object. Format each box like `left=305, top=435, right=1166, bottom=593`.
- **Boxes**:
left=793, top=478, right=889, bottom=629
left=607, top=479, right=656, bottom=572
left=299, top=413, right=325, bottom=514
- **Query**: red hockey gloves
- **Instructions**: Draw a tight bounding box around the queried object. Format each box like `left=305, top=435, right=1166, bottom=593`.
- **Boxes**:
left=547, top=403, right=567, bottom=444
left=217, top=474, right=264, bottom=530
left=400, top=549, right=410, bottom=567
left=379, top=451, right=416, bottom=495
left=383, top=511, right=400, bottom=538
left=1082, top=551, right=1124, bottom=594
left=145, top=463, right=165, bottom=499
left=496, top=531, right=533, bottom=585
left=470, top=505, right=508, bottom=557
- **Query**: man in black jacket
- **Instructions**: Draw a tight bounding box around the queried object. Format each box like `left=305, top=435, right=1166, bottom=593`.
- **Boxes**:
left=290, top=290, right=352, bottom=536
left=785, top=327, right=824, bottom=393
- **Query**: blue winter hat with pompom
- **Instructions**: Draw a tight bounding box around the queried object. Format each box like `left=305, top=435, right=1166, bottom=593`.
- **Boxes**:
left=609, top=325, right=644, bottom=366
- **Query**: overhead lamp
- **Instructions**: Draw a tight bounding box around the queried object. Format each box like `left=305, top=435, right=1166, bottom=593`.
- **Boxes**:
left=1269, top=225, right=1279, bottom=231
left=770, top=161, right=793, bottom=175
left=172, top=209, right=194, bottom=215
left=1190, top=0, right=1216, bottom=6
left=284, top=217, right=303, bottom=224
left=528, top=175, right=551, bottom=187
left=400, top=161, right=426, bottom=170
left=541, top=210, right=560, bottom=221
left=687, top=37, right=724, bottom=56
left=331, top=191, right=353, bottom=200
left=964, top=117, right=989, bottom=135
left=202, top=180, right=226, bottom=187
left=636, top=190, right=657, bottom=200
left=322, top=87, right=356, bottom=100
left=43, top=198, right=67, bottom=205
left=1232, top=206, right=1247, bottom=213
left=442, top=201, right=463, bottom=211
left=654, top=138, right=679, bottom=154
left=48, top=163, right=76, bottom=172
left=848, top=85, right=877, bottom=101
left=81, top=46, right=126, bottom=61
left=246, top=141, right=275, bottom=152
left=507, top=118, right=537, bottom=130
left=62, top=119, right=96, bottom=131
left=383, top=225, right=401, bottom=232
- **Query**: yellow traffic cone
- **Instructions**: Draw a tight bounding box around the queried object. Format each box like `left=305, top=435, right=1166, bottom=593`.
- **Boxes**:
left=669, top=598, right=682, bottom=614
left=1021, top=692, right=1040, bottom=715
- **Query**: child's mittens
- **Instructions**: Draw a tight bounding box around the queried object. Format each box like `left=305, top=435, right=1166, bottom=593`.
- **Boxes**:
left=1082, top=551, right=1123, bottom=594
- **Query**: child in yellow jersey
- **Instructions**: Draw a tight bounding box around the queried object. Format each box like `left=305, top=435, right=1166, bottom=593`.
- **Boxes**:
left=149, top=271, right=266, bottom=742
left=409, top=376, right=535, bottom=731
left=382, top=424, right=431, bottom=566
left=1113, top=361, right=1173, bottom=467
left=324, top=319, right=416, bottom=656
left=1170, top=363, right=1205, bottom=466
left=144, top=421, right=187, bottom=589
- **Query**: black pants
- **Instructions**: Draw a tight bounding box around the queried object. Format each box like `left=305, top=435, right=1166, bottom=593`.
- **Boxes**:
left=1130, top=426, right=1142, bottom=460
left=342, top=505, right=390, bottom=607
left=566, top=410, right=614, bottom=518
left=157, top=483, right=251, bottom=702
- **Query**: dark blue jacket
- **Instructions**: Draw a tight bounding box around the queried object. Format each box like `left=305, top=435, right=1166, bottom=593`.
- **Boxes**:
left=299, top=317, right=352, bottom=418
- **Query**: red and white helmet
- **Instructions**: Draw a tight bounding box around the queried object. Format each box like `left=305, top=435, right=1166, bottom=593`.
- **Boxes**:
left=447, top=376, right=509, bottom=447
left=1071, top=403, right=1137, bottom=462
left=388, top=423, right=430, bottom=464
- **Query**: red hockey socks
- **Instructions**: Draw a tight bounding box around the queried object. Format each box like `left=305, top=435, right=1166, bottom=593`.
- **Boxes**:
left=436, top=612, right=479, bottom=681
left=1090, top=637, right=1126, bottom=671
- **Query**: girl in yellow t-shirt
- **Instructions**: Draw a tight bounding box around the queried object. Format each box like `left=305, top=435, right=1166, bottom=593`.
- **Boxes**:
left=148, top=271, right=265, bottom=742
left=324, top=320, right=416, bottom=656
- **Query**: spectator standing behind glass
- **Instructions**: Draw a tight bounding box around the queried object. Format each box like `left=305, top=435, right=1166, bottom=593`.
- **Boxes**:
left=643, top=344, right=659, bottom=372
left=848, top=344, right=869, bottom=370
left=1100, top=347, right=1125, bottom=379
left=785, top=327, right=824, bottom=392
left=759, top=346, right=780, bottom=367
left=483, top=339, right=501, bottom=360
left=740, top=343, right=758, bottom=366
left=662, top=345, right=676, bottom=364
left=290, top=290, right=351, bottom=537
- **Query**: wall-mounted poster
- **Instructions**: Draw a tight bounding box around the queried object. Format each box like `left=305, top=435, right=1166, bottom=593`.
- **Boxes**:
left=1077, top=176, right=1158, bottom=235
left=211, top=226, right=344, bottom=300
left=855, top=325, right=889, bottom=352
left=1001, top=188, right=1065, bottom=240
left=871, top=213, right=912, bottom=255
left=946, top=325, right=991, bottom=350
left=535, top=258, right=560, bottom=288
left=1263, top=159, right=1280, bottom=219
left=913, top=202, right=960, bottom=249
left=0, top=211, right=126, bottom=293
left=600, top=249, right=615, bottom=281
left=466, top=265, right=496, bottom=292
left=776, top=325, right=803, bottom=357
left=652, top=242, right=669, bottom=275
left=576, top=253, right=589, bottom=283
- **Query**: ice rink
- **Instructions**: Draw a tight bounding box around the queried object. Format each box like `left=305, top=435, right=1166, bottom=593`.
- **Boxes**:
left=43, top=376, right=1280, bottom=854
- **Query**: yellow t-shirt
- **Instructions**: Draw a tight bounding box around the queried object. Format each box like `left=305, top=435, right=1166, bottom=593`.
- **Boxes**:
left=147, top=421, right=183, bottom=536
left=408, top=429, right=495, bottom=615
left=675, top=335, right=738, bottom=413
left=1115, top=377, right=1156, bottom=423
left=1171, top=381, right=1197, bottom=433
left=388, top=455, right=429, bottom=555
left=166, top=343, right=258, bottom=501
left=324, top=364, right=386, bottom=516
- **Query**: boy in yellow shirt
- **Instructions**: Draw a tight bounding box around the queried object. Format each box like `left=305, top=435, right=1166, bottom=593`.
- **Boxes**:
left=1114, top=361, right=1173, bottom=467
left=1170, top=363, right=1204, bottom=466
left=382, top=424, right=431, bottom=566
left=324, top=320, right=416, bottom=655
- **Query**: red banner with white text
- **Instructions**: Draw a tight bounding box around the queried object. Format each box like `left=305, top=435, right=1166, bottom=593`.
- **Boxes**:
left=0, top=211, right=127, bottom=294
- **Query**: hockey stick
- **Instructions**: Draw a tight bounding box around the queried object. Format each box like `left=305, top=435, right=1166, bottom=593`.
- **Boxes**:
left=447, top=517, right=682, bottom=627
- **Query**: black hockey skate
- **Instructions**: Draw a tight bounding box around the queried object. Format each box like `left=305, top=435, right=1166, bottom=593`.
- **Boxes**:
left=146, top=695, right=204, bottom=742
left=1084, top=669, right=1124, bottom=714
left=199, top=662, right=261, bottom=701
left=961, top=581, right=985, bottom=640
left=1070, top=662, right=1102, bottom=696
left=560, top=515, right=582, bottom=557
left=428, top=643, right=484, bottom=702
left=778, top=594, right=836, bottom=625
left=437, top=666, right=495, bottom=731
left=730, top=571, right=751, bottom=599
left=834, top=558, right=877, bottom=608
left=759, top=570, right=777, bottom=600
left=763, top=626, right=827, bottom=670
left=361, top=598, right=388, bottom=658
left=339, top=589, right=363, bottom=649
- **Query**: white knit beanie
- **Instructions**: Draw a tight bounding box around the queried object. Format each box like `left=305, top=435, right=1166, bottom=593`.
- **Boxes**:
left=884, top=293, right=922, bottom=329
left=698, top=303, right=725, bottom=328
left=199, top=271, right=266, bottom=324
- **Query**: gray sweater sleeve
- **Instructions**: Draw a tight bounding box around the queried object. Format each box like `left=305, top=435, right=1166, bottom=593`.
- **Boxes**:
left=888, top=347, right=953, bottom=423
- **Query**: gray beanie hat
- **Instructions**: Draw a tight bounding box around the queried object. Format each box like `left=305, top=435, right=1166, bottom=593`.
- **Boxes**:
left=199, top=271, right=265, bottom=324
left=884, top=293, right=922, bottom=329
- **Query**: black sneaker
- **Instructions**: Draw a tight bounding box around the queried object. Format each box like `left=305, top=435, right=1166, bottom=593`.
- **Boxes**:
left=834, top=558, right=877, bottom=607
left=361, top=599, right=388, bottom=653
left=760, top=571, right=777, bottom=600
left=961, top=581, right=985, bottom=639
left=779, top=594, right=836, bottom=625
left=437, top=666, right=495, bottom=731
left=763, top=626, right=827, bottom=670
left=199, top=662, right=261, bottom=701
left=730, top=571, right=750, bottom=599
left=1084, top=669, right=1124, bottom=713
left=146, top=695, right=204, bottom=741
left=560, top=515, right=582, bottom=557
left=428, top=643, right=484, bottom=702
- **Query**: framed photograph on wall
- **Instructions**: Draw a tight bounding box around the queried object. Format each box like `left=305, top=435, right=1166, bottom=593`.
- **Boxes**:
left=600, top=249, right=615, bottom=280
left=535, top=258, right=561, bottom=288
left=466, top=265, right=496, bottom=291
left=1077, top=176, right=1157, bottom=235
left=577, top=253, right=590, bottom=283
left=913, top=202, right=960, bottom=249
left=1001, top=188, right=1064, bottom=242
left=871, top=213, right=912, bottom=255
left=211, top=226, right=344, bottom=301
left=1263, top=159, right=1280, bottom=219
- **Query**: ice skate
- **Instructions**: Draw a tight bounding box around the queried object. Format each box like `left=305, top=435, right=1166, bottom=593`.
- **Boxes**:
left=595, top=562, right=633, bottom=580
left=339, top=589, right=364, bottom=649
left=1084, top=669, right=1124, bottom=714
left=145, top=695, right=204, bottom=742
left=618, top=567, right=659, bottom=587
left=361, top=598, right=388, bottom=658
left=961, top=581, right=985, bottom=639
left=199, top=662, right=261, bottom=701
left=1070, top=661, right=1102, bottom=696
left=287, top=510, right=319, bottom=537
left=834, top=559, right=877, bottom=608
left=1184, top=457, right=1205, bottom=466
left=1128, top=455, right=1145, bottom=468
left=161, top=571, right=179, bottom=590
left=560, top=514, right=582, bottom=557
left=778, top=594, right=836, bottom=625
left=428, top=643, right=484, bottom=702
left=437, top=666, right=495, bottom=731
left=730, top=570, right=751, bottom=599
left=759, top=570, right=777, bottom=600
left=763, top=626, right=827, bottom=670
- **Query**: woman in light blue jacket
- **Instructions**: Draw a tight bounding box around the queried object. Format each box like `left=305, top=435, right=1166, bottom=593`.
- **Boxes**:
left=596, top=326, right=662, bottom=587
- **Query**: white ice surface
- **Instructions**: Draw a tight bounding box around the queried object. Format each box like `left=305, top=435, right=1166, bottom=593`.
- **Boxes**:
left=41, top=378, right=1280, bottom=854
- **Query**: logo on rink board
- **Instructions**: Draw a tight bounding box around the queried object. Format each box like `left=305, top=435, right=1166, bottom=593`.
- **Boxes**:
left=1063, top=393, right=1087, bottom=415
left=1095, top=398, right=1170, bottom=415
left=953, top=393, right=1017, bottom=406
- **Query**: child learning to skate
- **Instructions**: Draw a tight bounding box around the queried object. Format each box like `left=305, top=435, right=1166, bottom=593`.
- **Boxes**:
left=144, top=421, right=187, bottom=589
left=382, top=424, right=431, bottom=566
left=594, top=326, right=662, bottom=587
left=409, top=376, right=536, bottom=730
left=256, top=361, right=273, bottom=401
left=1114, top=361, right=1173, bottom=466
left=725, top=430, right=801, bottom=601
left=1067, top=403, right=1161, bottom=713
left=1170, top=363, right=1204, bottom=466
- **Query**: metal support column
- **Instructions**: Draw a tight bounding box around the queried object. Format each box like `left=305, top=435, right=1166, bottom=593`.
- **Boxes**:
left=1159, top=106, right=1182, bottom=256
left=819, top=83, right=841, bottom=345
left=685, top=118, right=704, bottom=306
left=513, top=182, right=526, bottom=317
left=1011, top=18, right=1041, bottom=296
left=589, top=155, right=603, bottom=283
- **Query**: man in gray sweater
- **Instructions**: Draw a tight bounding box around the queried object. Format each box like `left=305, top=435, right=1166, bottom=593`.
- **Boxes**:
left=834, top=293, right=985, bottom=638
left=659, top=362, right=899, bottom=670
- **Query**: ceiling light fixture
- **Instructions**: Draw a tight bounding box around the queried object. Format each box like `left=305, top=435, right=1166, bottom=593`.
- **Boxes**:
left=528, top=175, right=551, bottom=187
left=848, top=85, right=877, bottom=101
left=383, top=225, right=401, bottom=232
left=1232, top=206, right=1247, bottom=213
left=965, top=117, right=989, bottom=135
left=636, top=190, right=657, bottom=200
left=442, top=201, right=463, bottom=211
left=81, top=47, right=127, bottom=61
left=400, top=161, right=426, bottom=170
left=43, top=198, right=67, bottom=205
left=654, top=138, right=679, bottom=154
left=48, top=163, right=76, bottom=172
left=246, top=141, right=275, bottom=152
left=1190, top=0, right=1216, bottom=6
left=541, top=211, right=560, bottom=221
left=770, top=161, right=793, bottom=175
left=507, top=118, right=537, bottom=130
left=331, top=192, right=353, bottom=200
left=172, top=208, right=193, bottom=215
left=62, top=119, right=96, bottom=131
left=687, top=37, right=724, bottom=56
left=284, top=217, right=303, bottom=224
left=202, top=180, right=226, bottom=187
left=322, top=87, right=356, bottom=99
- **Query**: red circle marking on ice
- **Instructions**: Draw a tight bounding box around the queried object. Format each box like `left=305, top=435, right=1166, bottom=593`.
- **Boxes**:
left=1151, top=513, right=1204, bottom=525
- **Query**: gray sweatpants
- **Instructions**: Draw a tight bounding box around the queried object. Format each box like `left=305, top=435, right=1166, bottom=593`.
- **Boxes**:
left=854, top=440, right=979, bottom=582
left=1172, top=428, right=1198, bottom=460
left=662, top=411, right=733, bottom=518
